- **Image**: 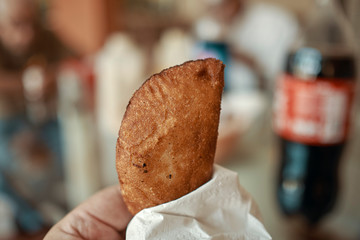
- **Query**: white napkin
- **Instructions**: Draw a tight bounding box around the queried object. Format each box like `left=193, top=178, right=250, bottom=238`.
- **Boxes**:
left=126, top=164, right=272, bottom=240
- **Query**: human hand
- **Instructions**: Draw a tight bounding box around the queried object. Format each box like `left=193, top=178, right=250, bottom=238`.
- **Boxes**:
left=44, top=185, right=133, bottom=240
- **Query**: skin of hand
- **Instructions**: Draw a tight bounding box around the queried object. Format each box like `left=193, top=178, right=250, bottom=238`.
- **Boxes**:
left=44, top=185, right=133, bottom=240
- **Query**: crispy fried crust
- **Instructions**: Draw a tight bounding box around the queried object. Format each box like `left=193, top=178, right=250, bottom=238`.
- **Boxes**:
left=116, top=58, right=225, bottom=215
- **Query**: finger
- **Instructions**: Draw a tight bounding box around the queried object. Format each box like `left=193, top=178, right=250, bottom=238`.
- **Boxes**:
left=79, top=185, right=133, bottom=231
left=44, top=185, right=133, bottom=240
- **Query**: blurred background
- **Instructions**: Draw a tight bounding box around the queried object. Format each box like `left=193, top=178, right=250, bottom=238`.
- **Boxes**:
left=0, top=0, right=360, bottom=239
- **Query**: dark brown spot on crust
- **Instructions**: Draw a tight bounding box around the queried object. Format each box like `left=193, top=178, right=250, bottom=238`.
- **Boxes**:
left=197, top=68, right=208, bottom=78
left=132, top=163, right=142, bottom=168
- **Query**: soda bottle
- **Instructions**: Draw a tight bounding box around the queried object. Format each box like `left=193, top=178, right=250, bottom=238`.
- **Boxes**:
left=273, top=0, right=357, bottom=224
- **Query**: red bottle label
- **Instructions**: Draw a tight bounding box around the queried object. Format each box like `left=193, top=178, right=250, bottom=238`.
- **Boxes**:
left=273, top=74, right=355, bottom=145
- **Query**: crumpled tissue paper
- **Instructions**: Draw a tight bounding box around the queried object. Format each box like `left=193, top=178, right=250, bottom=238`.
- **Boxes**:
left=126, top=164, right=272, bottom=240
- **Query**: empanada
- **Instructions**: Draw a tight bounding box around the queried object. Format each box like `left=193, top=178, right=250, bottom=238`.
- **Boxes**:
left=116, top=58, right=224, bottom=214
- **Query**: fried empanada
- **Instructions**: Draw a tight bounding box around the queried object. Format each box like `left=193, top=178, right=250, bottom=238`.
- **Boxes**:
left=116, top=58, right=225, bottom=214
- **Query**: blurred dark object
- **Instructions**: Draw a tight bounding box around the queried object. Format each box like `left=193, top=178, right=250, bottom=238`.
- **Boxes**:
left=0, top=0, right=67, bottom=236
left=273, top=0, right=357, bottom=226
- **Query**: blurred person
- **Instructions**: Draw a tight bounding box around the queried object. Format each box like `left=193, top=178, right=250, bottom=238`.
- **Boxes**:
left=0, top=0, right=67, bottom=236
left=0, top=0, right=64, bottom=121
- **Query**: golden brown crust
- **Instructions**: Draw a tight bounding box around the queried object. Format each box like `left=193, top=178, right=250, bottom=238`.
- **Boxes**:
left=116, top=58, right=225, bottom=215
